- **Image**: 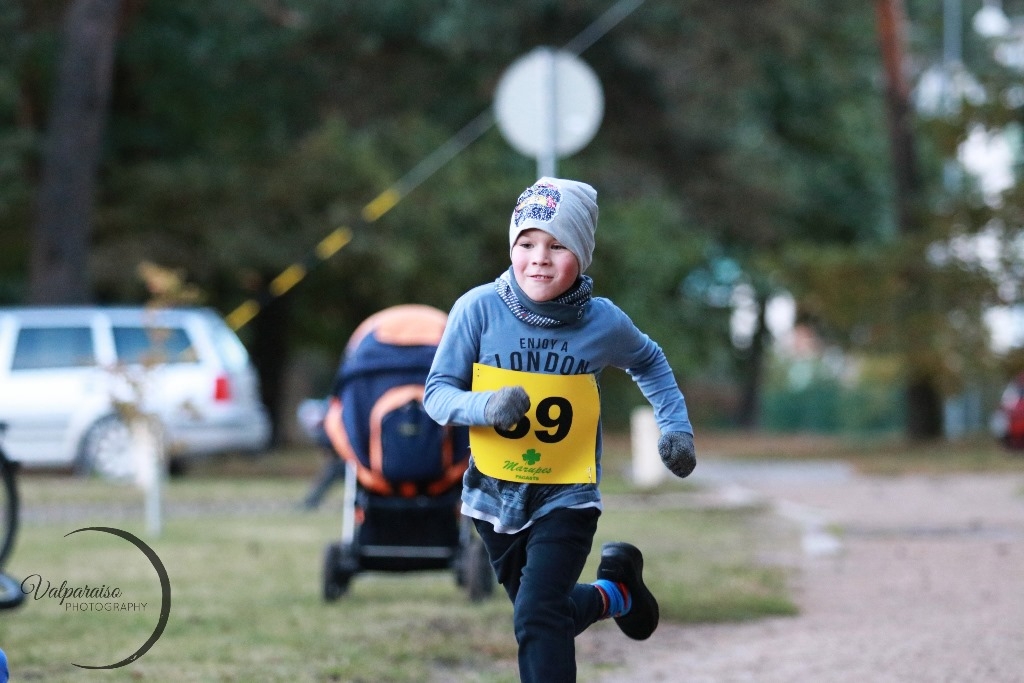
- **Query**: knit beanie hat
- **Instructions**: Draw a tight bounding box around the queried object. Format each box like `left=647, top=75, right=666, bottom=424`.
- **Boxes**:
left=509, top=177, right=599, bottom=273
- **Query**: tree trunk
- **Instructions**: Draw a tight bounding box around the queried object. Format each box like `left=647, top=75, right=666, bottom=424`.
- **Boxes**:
left=250, top=285, right=292, bottom=447
left=905, top=375, right=944, bottom=439
left=735, top=292, right=768, bottom=430
left=875, top=0, right=923, bottom=238
left=876, top=0, right=943, bottom=439
left=28, top=0, right=122, bottom=304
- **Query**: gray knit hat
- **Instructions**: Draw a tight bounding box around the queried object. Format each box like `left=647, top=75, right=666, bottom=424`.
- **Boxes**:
left=508, top=177, right=598, bottom=273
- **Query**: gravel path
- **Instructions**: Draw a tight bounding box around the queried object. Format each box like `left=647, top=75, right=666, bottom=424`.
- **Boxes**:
left=587, top=462, right=1024, bottom=682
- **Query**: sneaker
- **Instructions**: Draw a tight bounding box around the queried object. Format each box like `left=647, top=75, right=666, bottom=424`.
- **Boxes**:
left=596, top=542, right=659, bottom=640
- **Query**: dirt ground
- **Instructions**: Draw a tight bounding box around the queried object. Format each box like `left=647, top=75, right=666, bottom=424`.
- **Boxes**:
left=584, top=459, right=1024, bottom=682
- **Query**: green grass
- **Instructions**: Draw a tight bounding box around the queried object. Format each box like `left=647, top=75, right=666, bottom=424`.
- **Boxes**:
left=0, top=441, right=797, bottom=682
left=697, top=431, right=1024, bottom=476
left=591, top=505, right=798, bottom=623
left=6, top=431, right=1020, bottom=680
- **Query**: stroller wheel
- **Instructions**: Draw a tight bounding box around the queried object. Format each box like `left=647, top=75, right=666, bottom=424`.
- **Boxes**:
left=322, top=542, right=354, bottom=602
left=464, top=536, right=494, bottom=602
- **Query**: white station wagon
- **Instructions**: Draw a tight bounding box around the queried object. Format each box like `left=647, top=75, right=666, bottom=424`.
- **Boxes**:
left=0, top=306, right=271, bottom=478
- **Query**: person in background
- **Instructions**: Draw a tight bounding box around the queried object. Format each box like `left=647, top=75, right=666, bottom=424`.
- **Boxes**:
left=297, top=398, right=347, bottom=510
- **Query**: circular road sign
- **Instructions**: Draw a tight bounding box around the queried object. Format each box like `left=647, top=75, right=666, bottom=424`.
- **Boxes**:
left=494, top=47, right=604, bottom=161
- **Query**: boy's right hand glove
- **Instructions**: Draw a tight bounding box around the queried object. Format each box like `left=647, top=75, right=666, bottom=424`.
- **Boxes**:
left=658, top=432, right=696, bottom=479
left=484, top=386, right=531, bottom=429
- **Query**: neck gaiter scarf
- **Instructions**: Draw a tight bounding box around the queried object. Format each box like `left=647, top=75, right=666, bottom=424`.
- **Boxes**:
left=495, top=267, right=592, bottom=328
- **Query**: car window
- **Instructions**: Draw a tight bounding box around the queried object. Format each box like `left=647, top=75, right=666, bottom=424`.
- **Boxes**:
left=11, top=326, right=96, bottom=370
left=113, top=326, right=198, bottom=365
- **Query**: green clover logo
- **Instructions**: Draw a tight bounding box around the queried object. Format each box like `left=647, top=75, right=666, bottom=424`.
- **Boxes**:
left=522, top=449, right=542, bottom=466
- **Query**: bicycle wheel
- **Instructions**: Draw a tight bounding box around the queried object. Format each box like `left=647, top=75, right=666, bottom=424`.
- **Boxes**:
left=0, top=453, right=19, bottom=571
left=0, top=571, right=24, bottom=610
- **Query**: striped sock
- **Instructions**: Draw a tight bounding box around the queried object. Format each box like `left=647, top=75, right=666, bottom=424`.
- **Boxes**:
left=594, top=579, right=632, bottom=619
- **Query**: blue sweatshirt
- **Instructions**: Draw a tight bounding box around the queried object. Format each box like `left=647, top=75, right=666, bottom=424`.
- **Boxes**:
left=424, top=279, right=692, bottom=533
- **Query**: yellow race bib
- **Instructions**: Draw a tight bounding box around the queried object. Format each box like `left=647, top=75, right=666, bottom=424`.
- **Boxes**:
left=470, top=363, right=600, bottom=484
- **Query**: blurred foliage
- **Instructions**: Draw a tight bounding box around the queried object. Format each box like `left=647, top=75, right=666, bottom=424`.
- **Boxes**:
left=762, top=350, right=906, bottom=434
left=0, top=0, right=1022, bottom=430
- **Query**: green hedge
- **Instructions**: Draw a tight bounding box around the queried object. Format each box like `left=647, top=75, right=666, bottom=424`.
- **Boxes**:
left=760, top=378, right=904, bottom=434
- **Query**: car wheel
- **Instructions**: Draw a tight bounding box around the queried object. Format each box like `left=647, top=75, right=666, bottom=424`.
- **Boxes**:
left=167, top=457, right=189, bottom=478
left=76, top=415, right=137, bottom=480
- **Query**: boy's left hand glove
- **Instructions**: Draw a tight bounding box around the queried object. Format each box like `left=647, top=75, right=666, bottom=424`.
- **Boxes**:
left=658, top=432, right=696, bottom=479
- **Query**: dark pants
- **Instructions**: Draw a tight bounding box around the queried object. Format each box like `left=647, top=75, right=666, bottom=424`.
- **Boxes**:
left=474, top=507, right=605, bottom=683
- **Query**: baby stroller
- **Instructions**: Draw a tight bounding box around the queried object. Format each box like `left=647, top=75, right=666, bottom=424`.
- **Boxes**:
left=321, top=304, right=494, bottom=602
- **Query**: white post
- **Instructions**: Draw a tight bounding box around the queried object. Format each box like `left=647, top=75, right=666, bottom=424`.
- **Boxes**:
left=133, top=416, right=164, bottom=537
left=145, top=439, right=164, bottom=538
left=630, top=406, right=665, bottom=488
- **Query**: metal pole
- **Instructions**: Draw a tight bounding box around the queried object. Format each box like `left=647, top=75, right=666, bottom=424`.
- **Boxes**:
left=944, top=0, right=963, bottom=66
left=539, top=48, right=558, bottom=178
left=341, top=460, right=357, bottom=543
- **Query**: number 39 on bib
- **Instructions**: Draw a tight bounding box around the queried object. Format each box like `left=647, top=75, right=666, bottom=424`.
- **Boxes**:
left=470, top=363, right=600, bottom=484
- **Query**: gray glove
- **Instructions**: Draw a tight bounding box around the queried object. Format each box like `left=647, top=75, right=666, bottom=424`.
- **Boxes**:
left=658, top=431, right=696, bottom=478
left=484, top=386, right=531, bottom=429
